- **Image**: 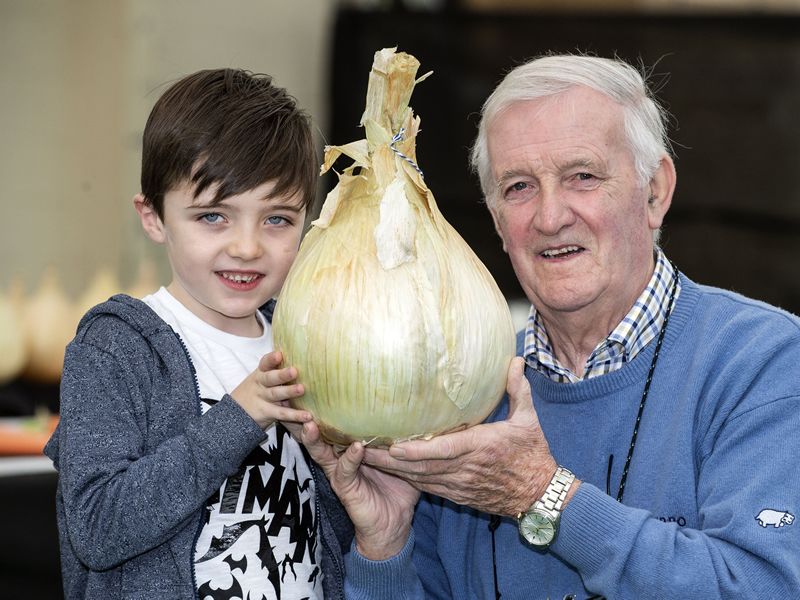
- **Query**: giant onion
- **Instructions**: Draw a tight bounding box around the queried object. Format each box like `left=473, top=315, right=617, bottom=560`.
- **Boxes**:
left=273, top=48, right=515, bottom=447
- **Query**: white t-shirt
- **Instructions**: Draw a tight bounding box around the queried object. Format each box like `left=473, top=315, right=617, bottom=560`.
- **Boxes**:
left=143, top=288, right=323, bottom=600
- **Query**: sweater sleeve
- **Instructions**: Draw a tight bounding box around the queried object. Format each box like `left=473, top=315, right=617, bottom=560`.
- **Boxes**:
left=50, top=334, right=266, bottom=571
left=344, top=529, right=424, bottom=599
left=553, top=394, right=800, bottom=598
left=344, top=492, right=455, bottom=599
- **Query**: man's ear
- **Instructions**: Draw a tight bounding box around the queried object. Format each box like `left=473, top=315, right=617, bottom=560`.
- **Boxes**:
left=133, top=194, right=166, bottom=244
left=646, top=156, right=676, bottom=231
left=489, top=205, right=508, bottom=253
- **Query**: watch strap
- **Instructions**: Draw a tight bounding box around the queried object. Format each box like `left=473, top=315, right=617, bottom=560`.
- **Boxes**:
left=535, top=466, right=575, bottom=514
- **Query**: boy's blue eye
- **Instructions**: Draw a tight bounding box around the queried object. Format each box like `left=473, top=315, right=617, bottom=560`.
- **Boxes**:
left=200, top=213, right=223, bottom=224
left=267, top=215, right=289, bottom=225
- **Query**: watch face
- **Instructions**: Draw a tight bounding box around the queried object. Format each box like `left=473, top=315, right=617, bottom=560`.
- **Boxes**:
left=520, top=510, right=557, bottom=546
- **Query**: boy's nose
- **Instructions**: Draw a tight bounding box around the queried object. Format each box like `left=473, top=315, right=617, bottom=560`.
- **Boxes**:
left=227, top=229, right=264, bottom=260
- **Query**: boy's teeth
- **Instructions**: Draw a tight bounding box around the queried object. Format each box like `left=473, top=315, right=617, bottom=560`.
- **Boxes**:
left=543, top=246, right=580, bottom=257
left=222, top=273, right=257, bottom=283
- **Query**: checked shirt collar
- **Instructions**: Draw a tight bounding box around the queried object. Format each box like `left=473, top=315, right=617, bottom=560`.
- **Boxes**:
left=523, top=248, right=680, bottom=383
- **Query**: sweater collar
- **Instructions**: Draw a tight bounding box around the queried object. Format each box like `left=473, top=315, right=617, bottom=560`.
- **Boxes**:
left=518, top=271, right=698, bottom=405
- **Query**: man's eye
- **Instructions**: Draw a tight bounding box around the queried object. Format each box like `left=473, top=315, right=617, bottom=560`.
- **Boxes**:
left=502, top=180, right=536, bottom=202
left=504, top=181, right=532, bottom=198
left=576, top=172, right=594, bottom=181
left=200, top=213, right=223, bottom=223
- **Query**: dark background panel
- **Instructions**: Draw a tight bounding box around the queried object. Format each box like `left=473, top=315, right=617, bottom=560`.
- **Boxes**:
left=0, top=472, right=63, bottom=597
left=328, top=10, right=800, bottom=312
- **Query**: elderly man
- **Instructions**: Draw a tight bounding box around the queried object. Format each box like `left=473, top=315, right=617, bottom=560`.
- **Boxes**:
left=303, top=55, right=800, bottom=599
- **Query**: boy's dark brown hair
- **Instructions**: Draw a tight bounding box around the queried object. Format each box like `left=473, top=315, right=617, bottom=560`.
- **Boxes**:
left=140, top=68, right=316, bottom=219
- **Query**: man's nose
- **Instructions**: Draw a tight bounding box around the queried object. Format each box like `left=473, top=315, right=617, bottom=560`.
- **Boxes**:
left=531, top=187, right=575, bottom=236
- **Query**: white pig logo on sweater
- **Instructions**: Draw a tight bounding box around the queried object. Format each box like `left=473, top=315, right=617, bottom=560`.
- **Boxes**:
left=755, top=509, right=795, bottom=528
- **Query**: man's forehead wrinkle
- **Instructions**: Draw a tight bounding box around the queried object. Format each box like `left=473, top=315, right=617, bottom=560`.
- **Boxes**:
left=554, top=156, right=598, bottom=171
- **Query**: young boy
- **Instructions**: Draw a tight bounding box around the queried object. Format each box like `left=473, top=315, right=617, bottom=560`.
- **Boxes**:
left=45, top=69, right=352, bottom=599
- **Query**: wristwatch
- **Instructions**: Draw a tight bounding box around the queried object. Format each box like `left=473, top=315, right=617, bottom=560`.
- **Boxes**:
left=517, top=466, right=575, bottom=548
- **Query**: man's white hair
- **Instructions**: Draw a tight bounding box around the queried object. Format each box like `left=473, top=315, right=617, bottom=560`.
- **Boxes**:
left=470, top=54, right=672, bottom=208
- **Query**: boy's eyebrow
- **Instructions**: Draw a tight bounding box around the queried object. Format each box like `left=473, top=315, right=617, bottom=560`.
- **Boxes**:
left=184, top=199, right=305, bottom=212
left=185, top=199, right=217, bottom=209
left=185, top=193, right=221, bottom=209
left=264, top=202, right=304, bottom=213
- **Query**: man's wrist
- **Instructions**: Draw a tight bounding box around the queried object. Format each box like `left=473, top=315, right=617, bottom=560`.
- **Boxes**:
left=515, top=461, right=559, bottom=516
left=563, top=477, right=580, bottom=508
left=355, top=527, right=411, bottom=561
left=517, top=465, right=580, bottom=515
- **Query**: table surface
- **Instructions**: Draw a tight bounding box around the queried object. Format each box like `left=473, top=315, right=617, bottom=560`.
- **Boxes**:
left=0, top=455, right=55, bottom=477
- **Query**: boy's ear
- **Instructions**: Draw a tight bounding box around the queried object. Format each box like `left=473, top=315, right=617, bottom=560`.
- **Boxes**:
left=133, top=194, right=166, bottom=244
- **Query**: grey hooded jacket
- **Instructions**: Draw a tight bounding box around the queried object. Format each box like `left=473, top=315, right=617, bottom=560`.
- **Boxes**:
left=44, top=294, right=353, bottom=599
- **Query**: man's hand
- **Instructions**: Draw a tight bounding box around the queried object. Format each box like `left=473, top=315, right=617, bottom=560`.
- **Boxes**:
left=362, top=357, right=564, bottom=516
left=301, top=421, right=420, bottom=560
left=230, top=351, right=312, bottom=430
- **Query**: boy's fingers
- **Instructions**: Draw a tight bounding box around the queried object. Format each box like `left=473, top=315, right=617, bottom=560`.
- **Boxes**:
left=258, top=366, right=299, bottom=388
left=264, top=383, right=304, bottom=403
left=258, top=351, right=284, bottom=371
left=273, top=406, right=313, bottom=423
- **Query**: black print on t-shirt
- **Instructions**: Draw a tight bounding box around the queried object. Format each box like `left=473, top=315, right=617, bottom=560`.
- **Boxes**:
left=198, top=575, right=244, bottom=600
left=196, top=403, right=317, bottom=600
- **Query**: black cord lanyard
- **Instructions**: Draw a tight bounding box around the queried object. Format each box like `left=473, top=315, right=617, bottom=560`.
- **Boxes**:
left=489, top=264, right=680, bottom=599
left=615, top=263, right=679, bottom=503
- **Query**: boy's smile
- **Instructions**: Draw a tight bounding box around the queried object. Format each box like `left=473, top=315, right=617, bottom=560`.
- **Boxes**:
left=135, top=179, right=306, bottom=337
left=218, top=270, right=264, bottom=291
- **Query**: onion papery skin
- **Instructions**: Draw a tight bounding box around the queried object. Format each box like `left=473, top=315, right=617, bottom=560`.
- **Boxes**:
left=272, top=48, right=515, bottom=447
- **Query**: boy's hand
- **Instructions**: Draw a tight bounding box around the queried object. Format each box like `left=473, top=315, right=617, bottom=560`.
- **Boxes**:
left=230, top=351, right=312, bottom=430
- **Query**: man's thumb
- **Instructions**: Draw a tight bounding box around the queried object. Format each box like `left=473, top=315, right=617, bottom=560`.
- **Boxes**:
left=506, top=357, right=532, bottom=419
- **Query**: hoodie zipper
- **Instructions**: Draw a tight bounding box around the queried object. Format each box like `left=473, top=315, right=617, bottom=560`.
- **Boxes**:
left=171, top=330, right=205, bottom=599
left=309, top=460, right=345, bottom=600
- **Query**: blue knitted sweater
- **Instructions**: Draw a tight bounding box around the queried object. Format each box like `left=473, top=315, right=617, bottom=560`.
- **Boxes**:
left=45, top=294, right=353, bottom=599
left=345, top=276, right=800, bottom=599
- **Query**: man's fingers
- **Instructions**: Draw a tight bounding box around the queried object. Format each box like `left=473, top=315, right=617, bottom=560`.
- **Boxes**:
left=301, top=422, right=339, bottom=471
left=363, top=448, right=449, bottom=479
left=336, top=442, right=365, bottom=485
left=387, top=430, right=465, bottom=461
left=283, top=421, right=303, bottom=440
left=301, top=423, right=365, bottom=493
left=506, top=356, right=534, bottom=420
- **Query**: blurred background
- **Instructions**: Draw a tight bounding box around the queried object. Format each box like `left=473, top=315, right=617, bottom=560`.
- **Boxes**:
left=0, top=0, right=798, bottom=596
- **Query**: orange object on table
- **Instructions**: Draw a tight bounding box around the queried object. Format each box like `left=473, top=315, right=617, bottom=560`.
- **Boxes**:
left=0, top=415, right=59, bottom=455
